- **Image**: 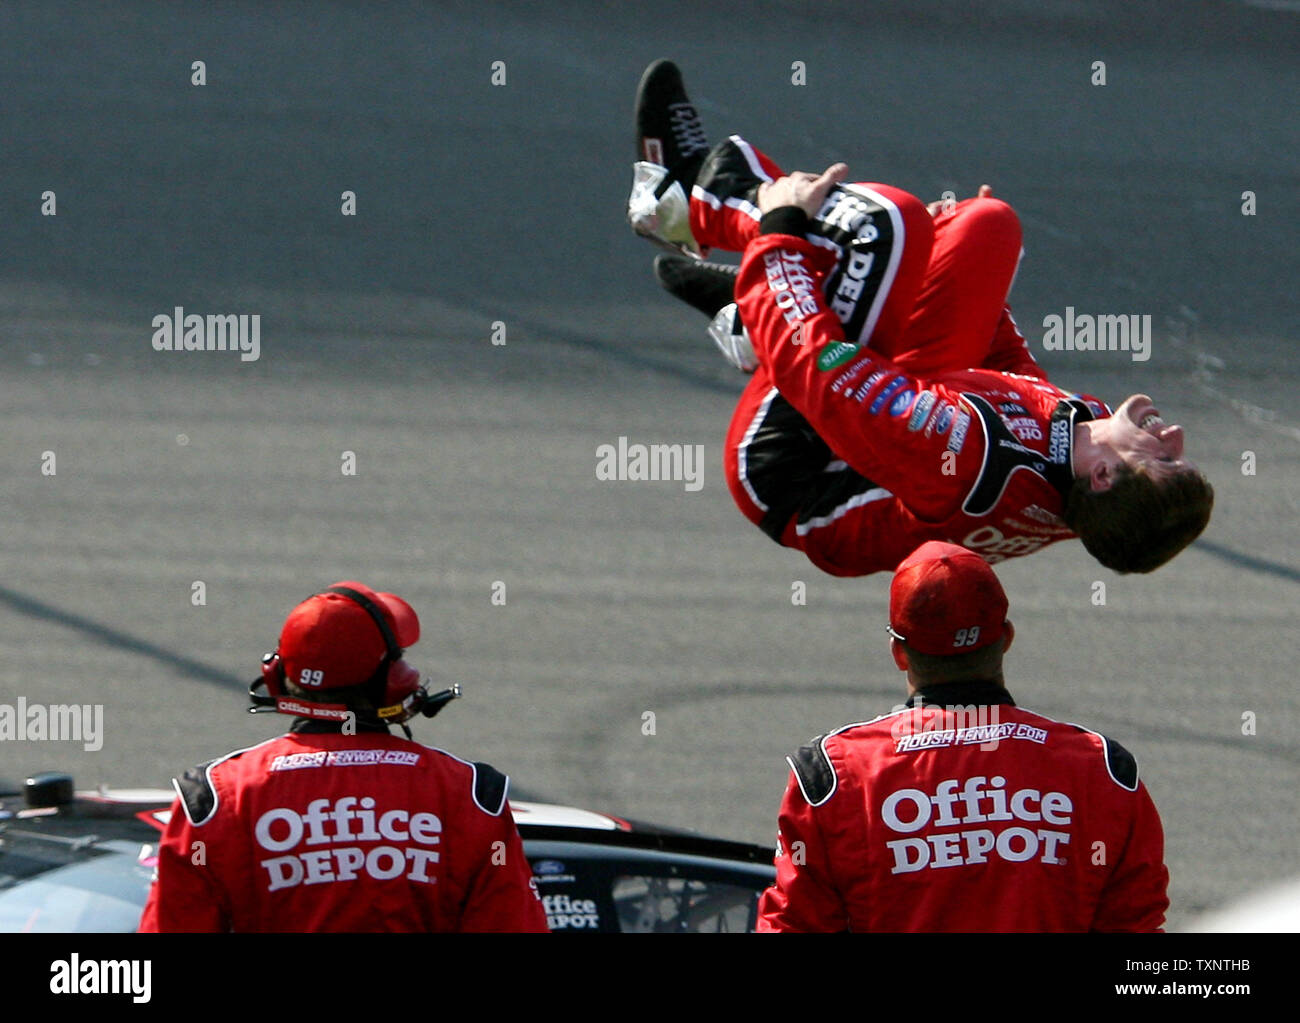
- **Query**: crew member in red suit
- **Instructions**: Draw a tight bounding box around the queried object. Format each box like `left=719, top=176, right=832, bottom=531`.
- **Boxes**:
left=757, top=541, right=1169, bottom=932
left=139, top=582, right=548, bottom=933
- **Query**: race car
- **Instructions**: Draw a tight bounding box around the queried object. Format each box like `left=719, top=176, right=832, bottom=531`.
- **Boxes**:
left=0, top=771, right=774, bottom=933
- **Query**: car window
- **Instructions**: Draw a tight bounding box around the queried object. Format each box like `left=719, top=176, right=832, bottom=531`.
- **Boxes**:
left=613, top=875, right=758, bottom=933
left=527, top=839, right=773, bottom=933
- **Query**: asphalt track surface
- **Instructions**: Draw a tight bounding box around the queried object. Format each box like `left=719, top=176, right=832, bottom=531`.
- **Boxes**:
left=0, top=1, right=1296, bottom=931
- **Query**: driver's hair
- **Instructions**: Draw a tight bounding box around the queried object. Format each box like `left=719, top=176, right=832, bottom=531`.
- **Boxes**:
left=1063, top=463, right=1213, bottom=573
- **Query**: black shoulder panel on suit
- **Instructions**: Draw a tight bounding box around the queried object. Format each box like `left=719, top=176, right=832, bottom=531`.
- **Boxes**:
left=789, top=737, right=837, bottom=806
left=472, top=762, right=509, bottom=816
left=175, top=762, right=218, bottom=826
left=1100, top=733, right=1139, bottom=791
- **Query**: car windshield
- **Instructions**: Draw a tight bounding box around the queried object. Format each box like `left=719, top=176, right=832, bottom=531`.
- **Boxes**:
left=0, top=828, right=154, bottom=932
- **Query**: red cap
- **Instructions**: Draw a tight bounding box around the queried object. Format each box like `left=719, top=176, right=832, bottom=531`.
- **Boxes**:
left=278, top=581, right=420, bottom=690
left=887, top=542, right=1007, bottom=656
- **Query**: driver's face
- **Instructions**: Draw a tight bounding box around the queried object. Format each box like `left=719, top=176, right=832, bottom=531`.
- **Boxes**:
left=1107, top=394, right=1193, bottom=476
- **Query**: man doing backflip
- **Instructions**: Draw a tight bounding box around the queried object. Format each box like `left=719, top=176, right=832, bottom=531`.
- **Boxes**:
left=627, top=60, right=1212, bottom=577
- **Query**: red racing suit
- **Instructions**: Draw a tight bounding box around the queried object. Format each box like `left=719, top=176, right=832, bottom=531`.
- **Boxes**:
left=757, top=683, right=1169, bottom=932
left=693, top=137, right=1111, bottom=575
left=138, top=727, right=549, bottom=932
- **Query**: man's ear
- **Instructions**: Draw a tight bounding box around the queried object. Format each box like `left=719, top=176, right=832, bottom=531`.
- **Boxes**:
left=1090, top=457, right=1116, bottom=492
left=1002, top=621, right=1015, bottom=656
left=890, top=638, right=909, bottom=672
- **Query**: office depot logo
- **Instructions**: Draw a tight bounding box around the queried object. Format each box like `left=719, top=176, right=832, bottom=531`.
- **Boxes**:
left=881, top=775, right=1072, bottom=874
left=254, top=796, right=442, bottom=891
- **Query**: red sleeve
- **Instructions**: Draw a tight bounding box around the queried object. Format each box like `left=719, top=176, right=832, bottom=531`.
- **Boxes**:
left=736, top=229, right=981, bottom=521
left=137, top=797, right=230, bottom=933
left=981, top=306, right=1048, bottom=380
left=1090, top=782, right=1169, bottom=933
left=757, top=773, right=849, bottom=933
left=457, top=801, right=550, bottom=933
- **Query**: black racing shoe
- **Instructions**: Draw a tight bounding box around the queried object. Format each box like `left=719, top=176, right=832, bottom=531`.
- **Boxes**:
left=654, top=254, right=757, bottom=373
left=653, top=253, right=738, bottom=319
left=635, top=59, right=710, bottom=195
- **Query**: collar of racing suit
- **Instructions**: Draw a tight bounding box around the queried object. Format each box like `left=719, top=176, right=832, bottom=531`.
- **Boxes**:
left=906, top=679, right=1017, bottom=709
left=1056, top=396, right=1100, bottom=496
left=961, top=397, right=1097, bottom=517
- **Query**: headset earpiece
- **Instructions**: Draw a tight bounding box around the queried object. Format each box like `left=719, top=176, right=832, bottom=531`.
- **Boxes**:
left=261, top=652, right=286, bottom=697
left=375, top=659, right=423, bottom=719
